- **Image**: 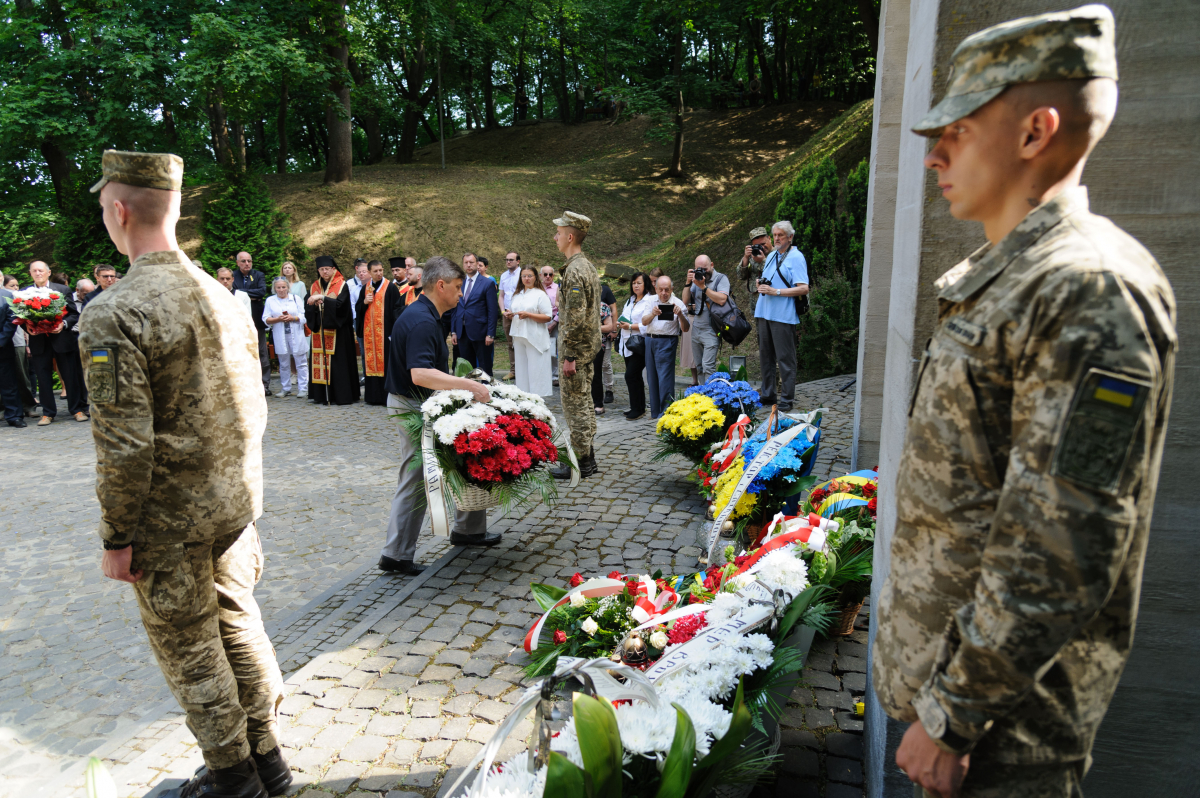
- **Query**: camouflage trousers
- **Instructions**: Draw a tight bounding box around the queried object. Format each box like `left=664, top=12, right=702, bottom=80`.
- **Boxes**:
left=915, top=758, right=1087, bottom=798
left=560, top=357, right=596, bottom=456
left=132, top=524, right=283, bottom=770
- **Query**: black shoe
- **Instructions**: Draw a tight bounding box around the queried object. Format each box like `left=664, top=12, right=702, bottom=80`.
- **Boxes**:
left=760, top=395, right=777, bottom=406
left=264, top=388, right=272, bottom=397
left=449, top=531, right=502, bottom=547
left=250, top=746, right=293, bottom=796
left=550, top=461, right=573, bottom=480
left=171, top=757, right=266, bottom=798
left=379, top=555, right=426, bottom=575
left=7, top=419, right=27, bottom=428
left=604, top=390, right=614, bottom=404
left=623, top=409, right=645, bottom=420
left=578, top=450, right=598, bottom=478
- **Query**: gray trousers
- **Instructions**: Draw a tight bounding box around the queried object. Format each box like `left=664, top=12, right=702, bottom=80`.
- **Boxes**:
left=256, top=329, right=270, bottom=390
left=383, top=394, right=485, bottom=562
left=691, top=320, right=721, bottom=384
left=756, top=318, right=796, bottom=408
left=601, top=346, right=614, bottom=390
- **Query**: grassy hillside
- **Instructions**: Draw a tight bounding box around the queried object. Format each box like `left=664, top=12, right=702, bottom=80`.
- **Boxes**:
left=172, top=101, right=849, bottom=280
left=614, top=100, right=874, bottom=379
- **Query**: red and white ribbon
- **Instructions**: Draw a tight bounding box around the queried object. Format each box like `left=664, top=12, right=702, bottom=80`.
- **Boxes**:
left=738, top=513, right=838, bottom=575
left=630, top=575, right=679, bottom=625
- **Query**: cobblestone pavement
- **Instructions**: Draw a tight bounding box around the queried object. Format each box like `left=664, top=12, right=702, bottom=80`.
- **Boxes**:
left=0, top=371, right=862, bottom=798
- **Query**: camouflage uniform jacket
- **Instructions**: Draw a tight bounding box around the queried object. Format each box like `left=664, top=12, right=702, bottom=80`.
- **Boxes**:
left=873, top=187, right=1177, bottom=764
left=79, top=250, right=268, bottom=548
left=557, top=252, right=601, bottom=363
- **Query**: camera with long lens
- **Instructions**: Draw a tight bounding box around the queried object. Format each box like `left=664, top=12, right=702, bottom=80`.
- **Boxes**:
left=750, top=243, right=766, bottom=257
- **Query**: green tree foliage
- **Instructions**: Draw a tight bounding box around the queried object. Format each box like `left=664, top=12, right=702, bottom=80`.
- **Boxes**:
left=197, top=171, right=307, bottom=275
left=53, top=183, right=126, bottom=282
left=776, top=157, right=869, bottom=381
left=0, top=207, right=58, bottom=276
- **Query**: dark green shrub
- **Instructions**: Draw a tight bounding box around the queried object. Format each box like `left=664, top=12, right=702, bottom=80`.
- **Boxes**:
left=197, top=170, right=307, bottom=276
left=0, top=206, right=58, bottom=276
left=775, top=157, right=869, bottom=381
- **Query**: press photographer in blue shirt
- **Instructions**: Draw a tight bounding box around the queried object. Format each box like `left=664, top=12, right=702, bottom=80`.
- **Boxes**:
left=752, top=220, right=809, bottom=412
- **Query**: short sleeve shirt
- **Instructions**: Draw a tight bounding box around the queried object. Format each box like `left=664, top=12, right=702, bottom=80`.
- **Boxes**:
left=499, top=268, right=521, bottom=308
left=687, top=270, right=731, bottom=326
left=385, top=294, right=449, bottom=399
left=754, top=248, right=809, bottom=325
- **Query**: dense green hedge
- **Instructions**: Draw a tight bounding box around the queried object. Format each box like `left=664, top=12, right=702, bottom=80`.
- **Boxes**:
left=775, top=156, right=868, bottom=382
left=197, top=170, right=307, bottom=276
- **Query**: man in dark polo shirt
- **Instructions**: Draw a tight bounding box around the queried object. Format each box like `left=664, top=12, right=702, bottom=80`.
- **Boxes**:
left=379, top=256, right=498, bottom=575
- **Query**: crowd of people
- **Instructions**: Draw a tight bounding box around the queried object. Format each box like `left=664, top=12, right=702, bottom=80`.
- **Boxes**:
left=0, top=218, right=811, bottom=432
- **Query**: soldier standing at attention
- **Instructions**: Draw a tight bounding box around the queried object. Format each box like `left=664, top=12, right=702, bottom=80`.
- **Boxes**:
left=549, top=211, right=601, bottom=479
left=873, top=7, right=1177, bottom=798
left=80, top=151, right=290, bottom=798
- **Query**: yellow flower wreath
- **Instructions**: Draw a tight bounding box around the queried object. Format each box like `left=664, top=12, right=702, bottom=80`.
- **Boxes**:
left=656, top=394, right=726, bottom=441
left=713, top=455, right=757, bottom=519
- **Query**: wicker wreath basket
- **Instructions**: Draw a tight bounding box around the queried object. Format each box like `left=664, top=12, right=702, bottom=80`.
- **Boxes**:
left=452, top=483, right=501, bottom=512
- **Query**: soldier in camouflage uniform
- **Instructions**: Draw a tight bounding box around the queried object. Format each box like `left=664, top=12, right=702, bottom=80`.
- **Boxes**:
left=549, top=211, right=602, bottom=479
left=81, top=151, right=289, bottom=798
left=872, top=7, right=1177, bottom=797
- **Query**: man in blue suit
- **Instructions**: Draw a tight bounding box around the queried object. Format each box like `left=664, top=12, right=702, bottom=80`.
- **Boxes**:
left=450, top=252, right=499, bottom=377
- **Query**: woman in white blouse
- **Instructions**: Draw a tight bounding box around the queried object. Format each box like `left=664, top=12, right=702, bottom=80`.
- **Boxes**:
left=616, top=272, right=658, bottom=420
left=263, top=277, right=309, bottom=397
left=280, top=261, right=306, bottom=298
left=504, top=266, right=555, bottom=396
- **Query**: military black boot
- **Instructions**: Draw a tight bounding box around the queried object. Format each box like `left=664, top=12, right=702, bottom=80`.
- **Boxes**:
left=578, top=447, right=599, bottom=477
left=250, top=746, right=293, bottom=796
left=166, top=757, right=266, bottom=798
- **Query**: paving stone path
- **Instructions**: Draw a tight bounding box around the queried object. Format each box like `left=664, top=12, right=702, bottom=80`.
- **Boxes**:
left=0, top=372, right=865, bottom=798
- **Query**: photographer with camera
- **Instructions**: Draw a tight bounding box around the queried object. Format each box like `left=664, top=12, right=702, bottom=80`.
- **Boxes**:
left=737, top=226, right=772, bottom=283
left=753, top=221, right=809, bottom=412
left=684, top=255, right=730, bottom=384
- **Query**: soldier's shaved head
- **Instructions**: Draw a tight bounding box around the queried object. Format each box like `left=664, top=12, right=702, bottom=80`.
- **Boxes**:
left=100, top=181, right=177, bottom=228
left=999, top=78, right=1118, bottom=157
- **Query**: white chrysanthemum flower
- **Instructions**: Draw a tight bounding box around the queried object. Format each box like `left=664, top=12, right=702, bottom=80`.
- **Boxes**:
left=754, top=550, right=809, bottom=600
left=703, top=592, right=747, bottom=627
left=614, top=702, right=677, bottom=757
left=473, top=756, right=546, bottom=798
left=550, top=720, right=585, bottom=769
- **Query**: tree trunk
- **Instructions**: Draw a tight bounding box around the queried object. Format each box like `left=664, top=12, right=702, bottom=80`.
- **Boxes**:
left=277, top=81, right=289, bottom=173
left=483, top=51, right=498, bottom=128
left=556, top=9, right=569, bottom=123
left=744, top=19, right=756, bottom=82
left=773, top=13, right=789, bottom=103
left=361, top=113, right=383, bottom=163
left=421, top=112, right=440, bottom=143
left=753, top=22, right=774, bottom=103
left=208, top=90, right=232, bottom=166
left=323, top=2, right=353, bottom=184
left=537, top=55, right=545, bottom=119
left=40, top=138, right=74, bottom=210
left=231, top=121, right=247, bottom=170
left=667, top=17, right=685, bottom=178
left=857, top=0, right=880, bottom=58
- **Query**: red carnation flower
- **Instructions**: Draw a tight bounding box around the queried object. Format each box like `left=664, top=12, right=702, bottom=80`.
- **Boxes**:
left=734, top=554, right=751, bottom=568
left=569, top=573, right=583, bottom=587
left=810, top=487, right=828, bottom=503
left=553, top=629, right=567, bottom=645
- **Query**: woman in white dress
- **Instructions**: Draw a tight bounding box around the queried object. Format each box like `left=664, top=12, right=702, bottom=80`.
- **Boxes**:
left=280, top=261, right=306, bottom=298
left=504, top=266, right=554, bottom=396
left=263, top=277, right=310, bottom=397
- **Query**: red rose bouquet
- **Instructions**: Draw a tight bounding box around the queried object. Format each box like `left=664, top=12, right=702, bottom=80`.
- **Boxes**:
left=8, top=287, right=68, bottom=335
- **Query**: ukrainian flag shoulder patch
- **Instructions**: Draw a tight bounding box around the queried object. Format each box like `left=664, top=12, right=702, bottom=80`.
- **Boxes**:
left=1052, top=368, right=1152, bottom=494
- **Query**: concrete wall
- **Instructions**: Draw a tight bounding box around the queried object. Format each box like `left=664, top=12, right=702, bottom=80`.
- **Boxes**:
left=858, top=1, right=1200, bottom=794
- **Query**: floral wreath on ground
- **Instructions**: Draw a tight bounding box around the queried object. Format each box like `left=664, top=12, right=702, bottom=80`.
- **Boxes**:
left=652, top=393, right=729, bottom=463
left=683, top=371, right=762, bottom=427
left=395, top=377, right=566, bottom=510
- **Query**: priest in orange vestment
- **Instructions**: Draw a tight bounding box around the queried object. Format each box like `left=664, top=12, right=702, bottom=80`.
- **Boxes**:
left=354, top=260, right=403, bottom=406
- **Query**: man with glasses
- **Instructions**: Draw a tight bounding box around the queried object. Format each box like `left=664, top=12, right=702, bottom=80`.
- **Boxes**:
left=82, top=264, right=119, bottom=308
left=498, top=252, right=522, bottom=379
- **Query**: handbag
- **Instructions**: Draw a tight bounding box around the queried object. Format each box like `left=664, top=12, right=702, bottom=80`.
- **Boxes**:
left=625, top=333, right=646, bottom=358
left=708, top=292, right=752, bottom=346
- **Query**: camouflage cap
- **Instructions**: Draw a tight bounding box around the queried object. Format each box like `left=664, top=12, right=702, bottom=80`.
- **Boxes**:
left=748, top=226, right=769, bottom=239
left=552, top=210, right=591, bottom=234
left=89, top=150, right=184, bottom=193
left=912, top=4, right=1118, bottom=136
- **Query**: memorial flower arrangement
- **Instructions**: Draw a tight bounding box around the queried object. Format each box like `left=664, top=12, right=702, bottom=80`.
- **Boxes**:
left=397, top=378, right=566, bottom=510
left=652, top=393, right=729, bottom=463
left=738, top=416, right=820, bottom=501
left=6, top=287, right=68, bottom=335
left=712, top=455, right=757, bottom=521
left=683, top=371, right=762, bottom=427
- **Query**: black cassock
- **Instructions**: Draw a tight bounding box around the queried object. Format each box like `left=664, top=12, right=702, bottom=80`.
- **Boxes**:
left=354, top=279, right=403, bottom=406
left=305, top=280, right=360, bottom=405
